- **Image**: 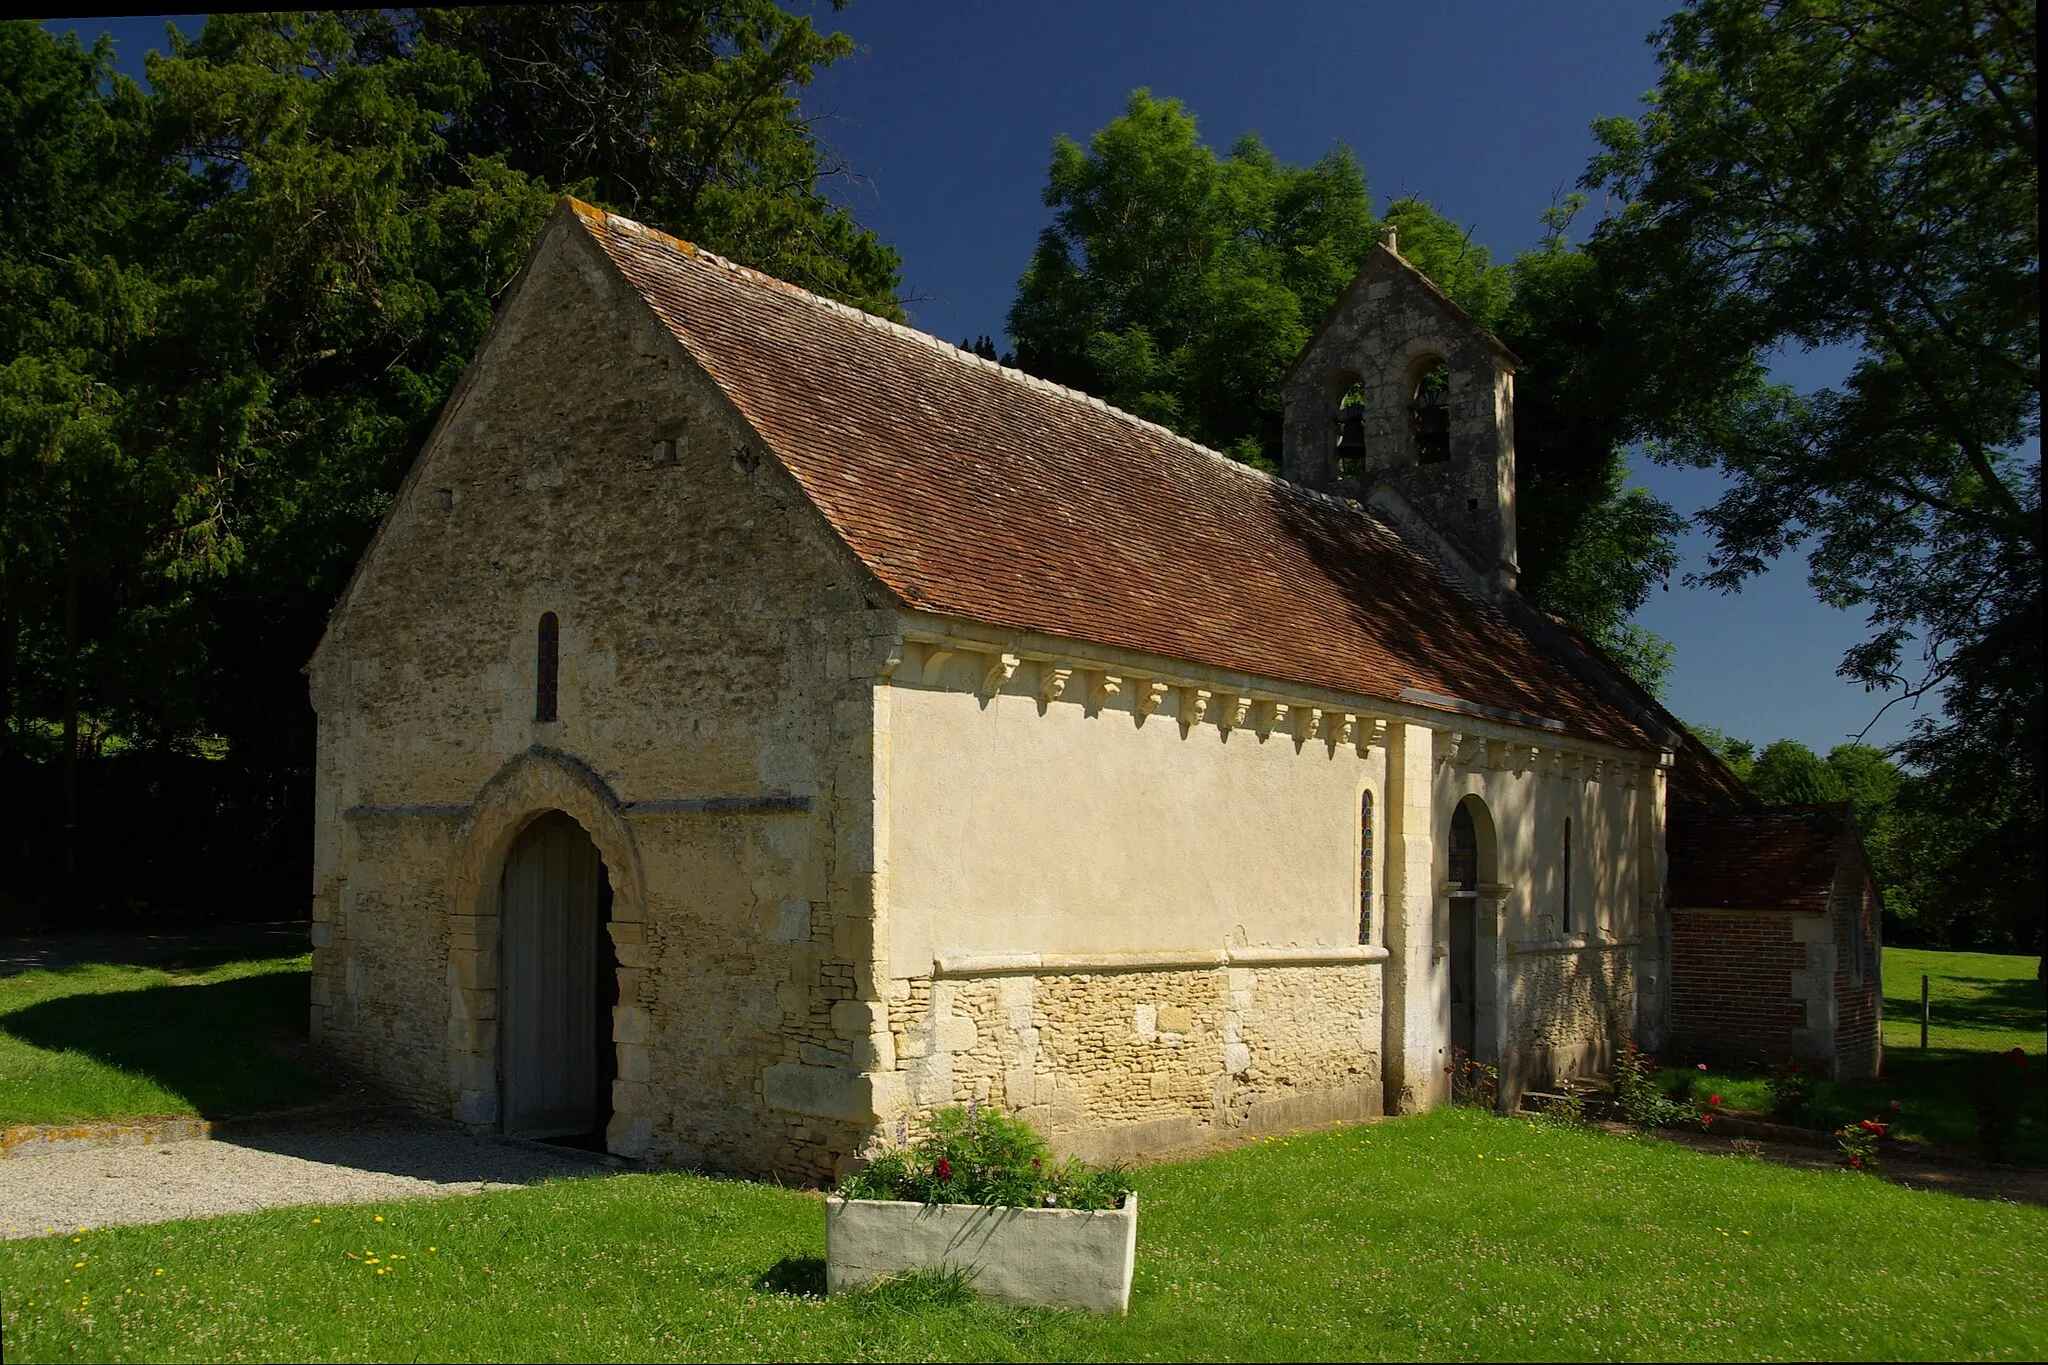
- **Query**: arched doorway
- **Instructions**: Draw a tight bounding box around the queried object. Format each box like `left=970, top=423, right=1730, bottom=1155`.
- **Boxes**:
left=499, top=811, right=618, bottom=1144
left=1448, top=801, right=1481, bottom=1058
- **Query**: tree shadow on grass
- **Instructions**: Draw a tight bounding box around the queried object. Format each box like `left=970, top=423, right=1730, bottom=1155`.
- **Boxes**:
left=0, top=969, right=327, bottom=1118
left=754, top=1256, right=827, bottom=1298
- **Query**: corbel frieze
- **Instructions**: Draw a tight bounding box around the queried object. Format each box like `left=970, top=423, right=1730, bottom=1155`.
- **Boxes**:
left=1222, top=693, right=1253, bottom=731
left=1090, top=672, right=1123, bottom=710
left=1179, top=687, right=1212, bottom=727
left=978, top=651, right=1020, bottom=699
left=1296, top=707, right=1324, bottom=743
left=1255, top=700, right=1289, bottom=739
left=1135, top=679, right=1170, bottom=718
left=1038, top=663, right=1073, bottom=704
left=919, top=647, right=954, bottom=685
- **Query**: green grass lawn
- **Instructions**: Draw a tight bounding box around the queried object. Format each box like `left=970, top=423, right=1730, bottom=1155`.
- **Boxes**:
left=3, top=1107, right=2043, bottom=1362
left=1663, top=947, right=2047, bottom=1161
left=0, top=955, right=326, bottom=1126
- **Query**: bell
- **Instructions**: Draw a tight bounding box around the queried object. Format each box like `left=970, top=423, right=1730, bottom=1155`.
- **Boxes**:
left=1333, top=405, right=1367, bottom=461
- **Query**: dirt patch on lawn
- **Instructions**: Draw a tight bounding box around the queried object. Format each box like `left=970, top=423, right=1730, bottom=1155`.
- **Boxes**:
left=1646, top=1122, right=2048, bottom=1206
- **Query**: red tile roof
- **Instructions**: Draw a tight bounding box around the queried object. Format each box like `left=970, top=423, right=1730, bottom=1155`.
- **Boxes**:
left=571, top=202, right=1651, bottom=749
left=1668, top=806, right=1850, bottom=913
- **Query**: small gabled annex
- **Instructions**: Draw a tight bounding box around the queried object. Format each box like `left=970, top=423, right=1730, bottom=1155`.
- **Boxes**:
left=308, top=200, right=1691, bottom=1179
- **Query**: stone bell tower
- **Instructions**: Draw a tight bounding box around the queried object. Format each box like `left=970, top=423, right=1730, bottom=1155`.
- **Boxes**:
left=1280, top=230, right=1521, bottom=593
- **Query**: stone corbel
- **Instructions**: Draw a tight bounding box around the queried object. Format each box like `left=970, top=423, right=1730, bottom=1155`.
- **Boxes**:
left=1436, top=730, right=1463, bottom=771
left=1512, top=743, right=1539, bottom=777
left=1256, top=700, right=1288, bottom=739
left=1090, top=672, right=1123, bottom=710
left=1179, top=687, right=1212, bottom=728
left=872, top=635, right=905, bottom=680
left=1223, top=693, right=1253, bottom=731
left=1135, top=679, right=1170, bottom=718
left=1544, top=749, right=1565, bottom=778
left=1334, top=713, right=1358, bottom=746
left=1038, top=663, right=1073, bottom=705
left=978, top=651, right=1020, bottom=699
left=1364, top=717, right=1389, bottom=751
left=919, top=647, right=955, bottom=685
left=1297, top=707, right=1324, bottom=743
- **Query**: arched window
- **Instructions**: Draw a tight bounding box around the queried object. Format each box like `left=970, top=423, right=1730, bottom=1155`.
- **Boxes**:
left=1358, top=789, right=1376, bottom=945
left=535, top=612, right=560, bottom=722
left=1449, top=801, right=1478, bottom=891
left=1411, top=360, right=1451, bottom=464
left=1561, top=817, right=1574, bottom=934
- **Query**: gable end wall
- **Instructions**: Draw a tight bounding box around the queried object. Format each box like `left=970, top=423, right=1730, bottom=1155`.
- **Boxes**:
left=307, top=215, right=893, bottom=1180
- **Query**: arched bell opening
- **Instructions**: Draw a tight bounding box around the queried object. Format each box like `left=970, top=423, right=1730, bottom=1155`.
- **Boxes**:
left=1408, top=355, right=1452, bottom=465
left=499, top=810, right=620, bottom=1147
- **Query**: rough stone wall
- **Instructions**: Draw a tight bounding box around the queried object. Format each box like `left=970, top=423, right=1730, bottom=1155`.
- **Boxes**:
left=1665, top=910, right=1807, bottom=1063
left=307, top=210, right=889, bottom=1181
left=883, top=965, right=1382, bottom=1159
left=1502, top=948, right=1634, bottom=1095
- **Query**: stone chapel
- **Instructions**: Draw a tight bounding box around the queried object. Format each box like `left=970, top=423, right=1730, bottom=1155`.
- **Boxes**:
left=306, top=199, right=1877, bottom=1180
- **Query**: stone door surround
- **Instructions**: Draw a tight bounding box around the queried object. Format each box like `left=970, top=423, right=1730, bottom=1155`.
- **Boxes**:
left=444, top=746, right=649, bottom=1133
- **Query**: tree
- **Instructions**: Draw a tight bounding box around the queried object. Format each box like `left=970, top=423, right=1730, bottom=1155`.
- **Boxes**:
left=2, top=9, right=896, bottom=915
left=1007, top=90, right=1684, bottom=691
left=1749, top=739, right=1847, bottom=805
left=418, top=3, right=901, bottom=316
left=1585, top=1, right=2040, bottom=947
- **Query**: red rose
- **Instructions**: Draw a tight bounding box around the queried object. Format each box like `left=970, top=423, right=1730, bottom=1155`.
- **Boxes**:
left=1710, top=1095, right=1721, bottom=1106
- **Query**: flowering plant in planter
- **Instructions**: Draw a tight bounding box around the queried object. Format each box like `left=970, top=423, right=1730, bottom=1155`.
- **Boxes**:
left=828, top=1105, right=1140, bottom=1313
left=838, top=1105, right=1133, bottom=1210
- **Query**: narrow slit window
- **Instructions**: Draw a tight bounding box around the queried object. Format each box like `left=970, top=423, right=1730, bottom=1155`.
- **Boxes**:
left=1358, top=789, right=1376, bottom=945
left=535, top=612, right=560, bottom=722
left=1561, top=817, right=1574, bottom=934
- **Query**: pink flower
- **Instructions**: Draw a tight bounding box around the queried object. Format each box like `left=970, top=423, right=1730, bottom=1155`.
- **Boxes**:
left=1697, top=1063, right=1708, bottom=1071
left=1889, top=1099, right=1901, bottom=1111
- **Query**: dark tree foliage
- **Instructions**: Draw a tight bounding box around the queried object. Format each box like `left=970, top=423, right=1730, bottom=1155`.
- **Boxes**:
left=0, top=10, right=895, bottom=919
left=1587, top=0, right=2040, bottom=950
left=1007, top=90, right=1683, bottom=692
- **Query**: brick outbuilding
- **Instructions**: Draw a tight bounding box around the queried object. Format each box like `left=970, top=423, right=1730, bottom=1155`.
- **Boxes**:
left=1666, top=805, right=1884, bottom=1078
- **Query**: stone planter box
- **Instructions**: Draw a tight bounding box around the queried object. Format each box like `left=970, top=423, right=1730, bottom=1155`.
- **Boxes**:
left=824, top=1193, right=1138, bottom=1314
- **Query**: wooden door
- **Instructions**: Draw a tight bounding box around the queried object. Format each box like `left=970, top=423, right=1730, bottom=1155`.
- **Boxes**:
left=500, top=812, right=605, bottom=1138
left=1449, top=898, right=1476, bottom=1057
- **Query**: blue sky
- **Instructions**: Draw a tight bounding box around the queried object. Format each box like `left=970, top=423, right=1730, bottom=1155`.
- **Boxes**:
left=51, top=6, right=1928, bottom=756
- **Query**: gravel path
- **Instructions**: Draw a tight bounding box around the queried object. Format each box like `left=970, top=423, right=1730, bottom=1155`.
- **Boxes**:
left=0, top=1123, right=611, bottom=1239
